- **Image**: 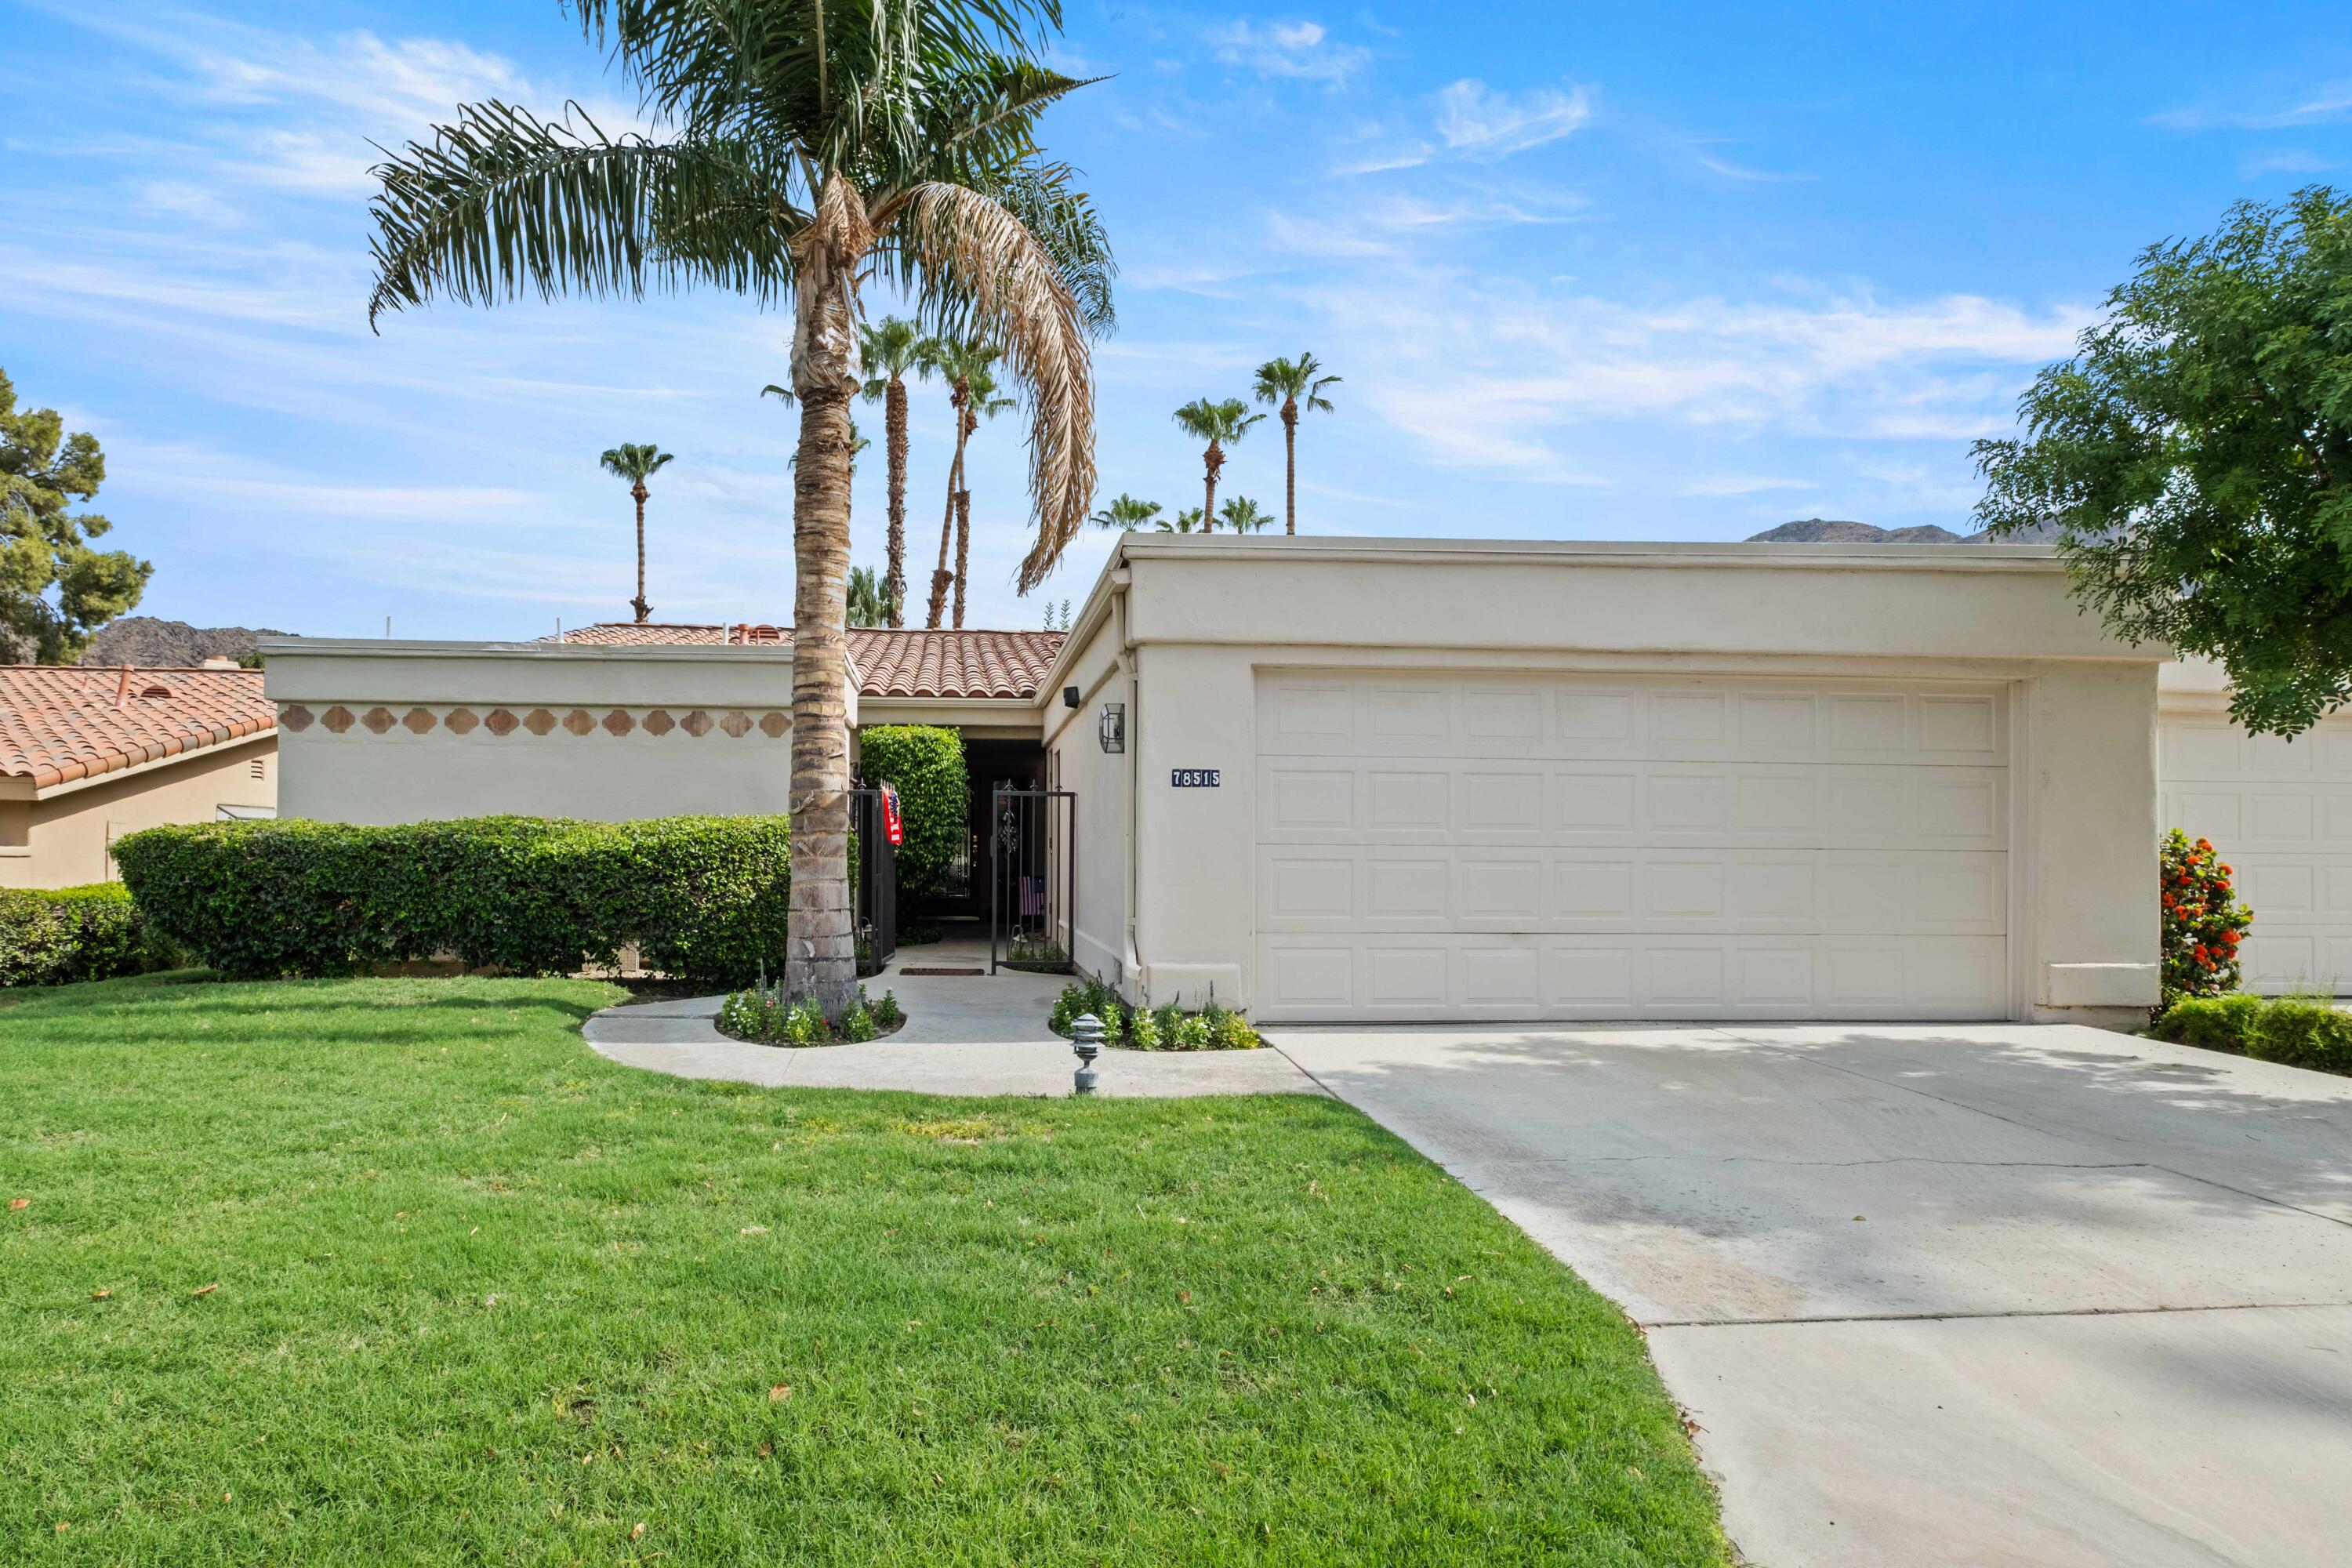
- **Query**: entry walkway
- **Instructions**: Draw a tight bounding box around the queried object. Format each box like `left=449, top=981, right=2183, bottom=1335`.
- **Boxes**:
left=581, top=936, right=1320, bottom=1098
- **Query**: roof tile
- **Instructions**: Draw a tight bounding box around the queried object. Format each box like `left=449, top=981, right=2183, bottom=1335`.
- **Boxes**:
left=552, top=623, right=1066, bottom=699
left=0, top=666, right=275, bottom=790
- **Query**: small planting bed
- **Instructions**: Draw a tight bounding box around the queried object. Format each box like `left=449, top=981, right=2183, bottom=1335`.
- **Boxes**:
left=1049, top=978, right=1264, bottom=1051
left=718, top=983, right=906, bottom=1046
left=2148, top=992, right=2352, bottom=1075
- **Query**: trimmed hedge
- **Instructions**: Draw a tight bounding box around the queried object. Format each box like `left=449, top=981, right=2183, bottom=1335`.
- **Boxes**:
left=2150, top=992, right=2352, bottom=1076
left=111, top=816, right=792, bottom=985
left=0, top=882, right=179, bottom=988
left=857, top=724, right=967, bottom=908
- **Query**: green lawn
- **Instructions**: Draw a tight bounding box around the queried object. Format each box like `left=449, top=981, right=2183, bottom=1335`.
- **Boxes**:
left=1, top=975, right=1726, bottom=1566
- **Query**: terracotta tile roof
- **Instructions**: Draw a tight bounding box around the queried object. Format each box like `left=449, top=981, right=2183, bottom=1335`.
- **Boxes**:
left=0, top=665, right=275, bottom=790
left=552, top=623, right=1066, bottom=699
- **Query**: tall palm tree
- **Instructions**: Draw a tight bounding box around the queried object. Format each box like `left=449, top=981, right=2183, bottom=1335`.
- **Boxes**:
left=918, top=338, right=1013, bottom=628
left=365, top=0, right=1115, bottom=1013
left=1089, top=492, right=1162, bottom=530
left=1171, top=397, right=1261, bottom=531
left=858, top=317, right=931, bottom=627
left=1165, top=506, right=1207, bottom=532
left=1251, top=352, right=1340, bottom=535
left=847, top=564, right=897, bottom=626
left=599, top=442, right=673, bottom=622
left=1218, top=495, right=1273, bottom=534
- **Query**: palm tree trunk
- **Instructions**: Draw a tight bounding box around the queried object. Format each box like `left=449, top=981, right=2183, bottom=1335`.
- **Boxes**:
left=630, top=481, right=652, bottom=621
left=783, top=232, right=859, bottom=1017
left=927, top=385, right=970, bottom=629
left=884, top=377, right=909, bottom=628
left=953, top=484, right=972, bottom=628
left=1282, top=400, right=1298, bottom=535
left=1203, top=439, right=1222, bottom=532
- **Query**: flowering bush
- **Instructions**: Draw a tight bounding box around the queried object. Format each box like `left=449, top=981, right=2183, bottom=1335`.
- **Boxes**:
left=717, top=982, right=902, bottom=1046
left=2160, top=829, right=2252, bottom=1005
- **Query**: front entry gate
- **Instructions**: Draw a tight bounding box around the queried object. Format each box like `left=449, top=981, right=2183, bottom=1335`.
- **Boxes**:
left=989, top=784, right=1076, bottom=975
left=850, top=786, right=897, bottom=973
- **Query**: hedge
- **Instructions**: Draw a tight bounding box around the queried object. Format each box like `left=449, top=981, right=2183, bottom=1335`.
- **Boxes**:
left=2150, top=993, right=2352, bottom=1076
left=857, top=724, right=967, bottom=909
left=111, top=815, right=793, bottom=985
left=0, top=882, right=179, bottom=989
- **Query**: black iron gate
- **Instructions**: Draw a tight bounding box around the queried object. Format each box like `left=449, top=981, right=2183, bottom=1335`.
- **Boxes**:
left=989, top=784, right=1076, bottom=975
left=850, top=786, right=897, bottom=974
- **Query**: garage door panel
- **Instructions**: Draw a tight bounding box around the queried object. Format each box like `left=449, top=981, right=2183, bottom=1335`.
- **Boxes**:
left=1255, top=932, right=2009, bottom=1019
left=1257, top=672, right=2010, bottom=1022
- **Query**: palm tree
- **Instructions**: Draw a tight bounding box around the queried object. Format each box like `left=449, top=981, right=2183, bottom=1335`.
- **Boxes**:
left=847, top=564, right=897, bottom=626
left=1165, top=506, right=1207, bottom=533
left=1251, top=353, right=1340, bottom=535
left=599, top=442, right=673, bottom=622
left=918, top=338, right=1013, bottom=628
left=365, top=1, right=1115, bottom=1014
left=1089, top=492, right=1162, bottom=530
left=1218, top=495, right=1273, bottom=534
left=1171, top=397, right=1261, bottom=531
left=859, top=317, right=931, bottom=627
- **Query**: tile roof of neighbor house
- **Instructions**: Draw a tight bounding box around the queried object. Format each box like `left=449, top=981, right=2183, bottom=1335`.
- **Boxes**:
left=553, top=623, right=1067, bottom=699
left=0, top=665, right=275, bottom=790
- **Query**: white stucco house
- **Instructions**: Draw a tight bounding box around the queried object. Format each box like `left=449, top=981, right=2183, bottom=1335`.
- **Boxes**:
left=262, top=533, right=2345, bottom=1028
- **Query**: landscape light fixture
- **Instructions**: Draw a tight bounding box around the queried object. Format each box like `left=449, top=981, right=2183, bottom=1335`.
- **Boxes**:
left=1098, top=702, right=1125, bottom=753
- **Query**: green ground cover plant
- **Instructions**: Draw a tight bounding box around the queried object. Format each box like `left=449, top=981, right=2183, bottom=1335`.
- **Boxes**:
left=1050, top=978, right=1263, bottom=1051
left=2150, top=991, right=2352, bottom=1075
left=718, top=980, right=904, bottom=1045
left=0, top=974, right=1725, bottom=1566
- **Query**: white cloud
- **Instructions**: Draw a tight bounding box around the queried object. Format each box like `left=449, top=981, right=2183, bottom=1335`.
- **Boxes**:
left=1694, top=153, right=1812, bottom=183
left=2151, top=80, right=2352, bottom=131
left=1435, top=78, right=1594, bottom=160
left=2240, top=147, right=2336, bottom=176
left=1207, top=19, right=1370, bottom=85
left=1679, top=474, right=1816, bottom=497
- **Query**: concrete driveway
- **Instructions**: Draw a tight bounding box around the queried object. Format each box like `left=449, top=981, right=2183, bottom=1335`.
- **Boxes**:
left=1271, top=1022, right=2352, bottom=1568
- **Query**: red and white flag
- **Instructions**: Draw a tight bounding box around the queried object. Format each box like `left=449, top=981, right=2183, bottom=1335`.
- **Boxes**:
left=880, top=782, right=904, bottom=847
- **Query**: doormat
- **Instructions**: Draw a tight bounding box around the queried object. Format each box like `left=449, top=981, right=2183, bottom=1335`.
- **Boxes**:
left=901, top=966, right=985, bottom=977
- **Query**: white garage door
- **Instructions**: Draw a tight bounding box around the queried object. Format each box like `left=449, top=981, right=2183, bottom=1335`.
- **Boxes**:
left=2160, top=714, right=2352, bottom=995
left=1254, top=673, right=2010, bottom=1022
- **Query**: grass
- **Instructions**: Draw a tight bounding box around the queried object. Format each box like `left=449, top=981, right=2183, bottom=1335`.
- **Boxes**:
left=1, top=975, right=1727, bottom=1566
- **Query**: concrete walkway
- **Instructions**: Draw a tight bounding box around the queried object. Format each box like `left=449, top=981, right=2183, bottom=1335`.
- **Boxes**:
left=1275, top=1022, right=2352, bottom=1568
left=583, top=938, right=1320, bottom=1098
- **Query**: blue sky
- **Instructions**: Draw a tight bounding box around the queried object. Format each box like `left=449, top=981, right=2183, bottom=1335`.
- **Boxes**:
left=5, top=2, right=2350, bottom=639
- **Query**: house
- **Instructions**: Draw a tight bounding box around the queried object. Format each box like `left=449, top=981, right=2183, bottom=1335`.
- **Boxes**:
left=1, top=662, right=278, bottom=888
left=263, top=534, right=2193, bottom=1026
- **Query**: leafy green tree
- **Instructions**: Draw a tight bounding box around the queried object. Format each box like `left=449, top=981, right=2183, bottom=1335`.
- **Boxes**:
left=1251, top=351, right=1340, bottom=535
left=1088, top=492, right=1162, bottom=531
left=858, top=318, right=932, bottom=628
left=917, top=338, right=1014, bottom=628
left=364, top=0, right=1114, bottom=1011
left=1172, top=397, right=1262, bottom=532
left=847, top=564, right=898, bottom=626
left=855, top=724, right=968, bottom=914
left=0, top=369, right=151, bottom=663
left=1218, top=495, right=1273, bottom=534
left=1974, top=187, right=2352, bottom=735
left=599, top=442, right=673, bottom=623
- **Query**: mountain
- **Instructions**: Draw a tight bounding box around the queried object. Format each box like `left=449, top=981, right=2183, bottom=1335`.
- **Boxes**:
left=1746, top=518, right=1965, bottom=544
left=80, top=617, right=293, bottom=668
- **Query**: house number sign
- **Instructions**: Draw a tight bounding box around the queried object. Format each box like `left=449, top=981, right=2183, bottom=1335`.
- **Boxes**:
left=1170, top=768, right=1221, bottom=788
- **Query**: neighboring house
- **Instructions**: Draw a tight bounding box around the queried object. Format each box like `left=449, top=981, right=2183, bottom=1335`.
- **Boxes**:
left=0, top=662, right=278, bottom=889
left=265, top=535, right=2176, bottom=1028
left=2159, top=657, right=2352, bottom=995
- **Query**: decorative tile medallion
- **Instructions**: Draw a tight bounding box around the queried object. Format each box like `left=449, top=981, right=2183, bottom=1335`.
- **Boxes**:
left=681, top=710, right=712, bottom=737
left=321, top=706, right=356, bottom=735
left=601, top=709, right=634, bottom=736
left=278, top=704, right=314, bottom=732
left=758, top=710, right=788, bottom=738
left=563, top=708, right=596, bottom=736
left=445, top=707, right=479, bottom=735
left=402, top=706, right=437, bottom=734
left=720, top=710, right=752, bottom=739
left=523, top=708, right=557, bottom=736
left=361, top=706, right=396, bottom=735
left=642, top=709, right=675, bottom=735
left=485, top=708, right=519, bottom=736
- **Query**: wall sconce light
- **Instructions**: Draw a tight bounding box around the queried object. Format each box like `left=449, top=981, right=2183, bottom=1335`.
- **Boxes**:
left=1062, top=684, right=1081, bottom=709
left=1098, top=702, right=1126, bottom=753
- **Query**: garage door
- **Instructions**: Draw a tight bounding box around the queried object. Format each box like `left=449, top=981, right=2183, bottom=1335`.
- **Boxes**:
left=1254, top=673, right=2010, bottom=1022
left=2160, top=713, right=2352, bottom=995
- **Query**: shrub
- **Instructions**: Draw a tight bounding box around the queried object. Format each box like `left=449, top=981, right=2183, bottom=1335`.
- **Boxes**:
left=2160, top=829, right=2252, bottom=1005
left=111, top=816, right=791, bottom=986
left=856, top=725, right=967, bottom=910
left=2151, top=992, right=2352, bottom=1075
left=1046, top=979, right=1262, bottom=1051
left=0, top=882, right=179, bottom=988
left=871, top=989, right=904, bottom=1029
left=718, top=982, right=901, bottom=1046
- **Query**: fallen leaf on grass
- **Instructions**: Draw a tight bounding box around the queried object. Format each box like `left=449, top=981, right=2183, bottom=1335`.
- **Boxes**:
left=191, top=1284, right=218, bottom=1298
left=739, top=1225, right=770, bottom=1236
left=769, top=1385, right=793, bottom=1402
left=630, top=1523, right=646, bottom=1541
left=9, top=1198, right=27, bottom=1211
left=89, top=1289, right=110, bottom=1301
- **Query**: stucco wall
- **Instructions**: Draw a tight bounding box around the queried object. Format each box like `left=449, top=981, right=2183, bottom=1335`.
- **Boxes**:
left=1043, top=538, right=2166, bottom=1023
left=1042, top=601, right=1133, bottom=985
left=0, top=733, right=278, bottom=889
left=267, top=641, right=811, bottom=824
